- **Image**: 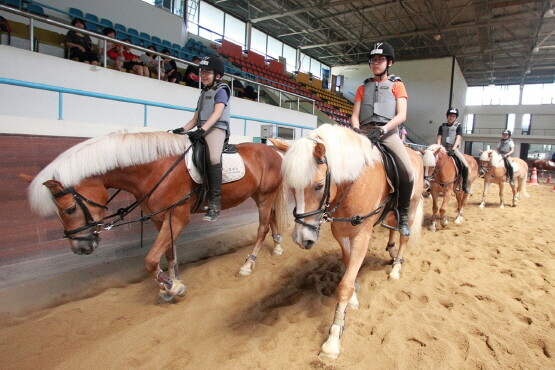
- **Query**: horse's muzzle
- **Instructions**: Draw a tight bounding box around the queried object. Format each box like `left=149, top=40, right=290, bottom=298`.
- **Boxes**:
left=303, top=240, right=315, bottom=250
left=71, top=234, right=101, bottom=255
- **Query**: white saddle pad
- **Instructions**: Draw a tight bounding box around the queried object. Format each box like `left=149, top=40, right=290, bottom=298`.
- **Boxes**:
left=510, top=160, right=519, bottom=173
left=185, top=150, right=245, bottom=184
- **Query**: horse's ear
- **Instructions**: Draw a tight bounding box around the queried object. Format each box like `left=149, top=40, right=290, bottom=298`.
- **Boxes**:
left=43, top=179, right=64, bottom=194
left=267, top=138, right=289, bottom=152
left=479, top=150, right=483, bottom=154
left=418, top=149, right=426, bottom=154
left=18, top=173, right=35, bottom=183
left=434, top=147, right=442, bottom=155
left=314, top=142, right=326, bottom=162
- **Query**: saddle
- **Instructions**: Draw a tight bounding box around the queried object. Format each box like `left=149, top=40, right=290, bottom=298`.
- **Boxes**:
left=188, top=139, right=244, bottom=183
left=372, top=141, right=401, bottom=230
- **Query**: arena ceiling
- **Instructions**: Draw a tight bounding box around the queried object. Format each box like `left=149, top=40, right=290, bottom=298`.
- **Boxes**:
left=205, top=0, right=555, bottom=86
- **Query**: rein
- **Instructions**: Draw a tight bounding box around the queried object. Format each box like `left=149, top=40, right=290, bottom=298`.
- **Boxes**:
left=293, top=155, right=393, bottom=232
left=425, top=152, right=460, bottom=187
left=480, top=161, right=506, bottom=179
left=53, top=146, right=199, bottom=240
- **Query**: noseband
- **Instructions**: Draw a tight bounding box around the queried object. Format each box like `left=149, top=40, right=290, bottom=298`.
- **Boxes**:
left=53, top=186, right=107, bottom=241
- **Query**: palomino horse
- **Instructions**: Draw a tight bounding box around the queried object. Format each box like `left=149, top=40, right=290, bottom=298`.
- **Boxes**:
left=23, top=130, right=288, bottom=301
left=478, top=150, right=529, bottom=208
left=276, top=124, right=423, bottom=359
left=421, top=145, right=479, bottom=231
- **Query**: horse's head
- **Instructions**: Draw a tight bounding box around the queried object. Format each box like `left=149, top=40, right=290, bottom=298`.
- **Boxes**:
left=43, top=179, right=108, bottom=255
left=478, top=150, right=492, bottom=176
left=283, top=140, right=337, bottom=250
left=421, top=145, right=443, bottom=189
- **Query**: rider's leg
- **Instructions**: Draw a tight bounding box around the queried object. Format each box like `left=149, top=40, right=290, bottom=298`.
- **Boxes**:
left=453, top=151, right=470, bottom=193
left=203, top=128, right=226, bottom=221
left=381, top=129, right=414, bottom=237
left=505, top=157, right=514, bottom=185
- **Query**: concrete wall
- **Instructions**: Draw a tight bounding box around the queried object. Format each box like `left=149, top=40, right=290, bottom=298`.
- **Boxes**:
left=0, top=46, right=316, bottom=139
left=332, top=57, right=468, bottom=145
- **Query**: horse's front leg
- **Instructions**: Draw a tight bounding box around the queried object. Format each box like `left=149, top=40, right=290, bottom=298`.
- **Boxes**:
left=429, top=189, right=439, bottom=231
left=439, top=185, right=452, bottom=227
left=498, top=181, right=505, bottom=208
left=479, top=181, right=490, bottom=208
left=145, top=212, right=188, bottom=301
left=238, top=194, right=275, bottom=276
left=320, top=232, right=370, bottom=359
left=511, top=181, right=518, bottom=207
left=269, top=209, right=284, bottom=256
left=454, top=191, right=468, bottom=224
left=336, top=236, right=359, bottom=309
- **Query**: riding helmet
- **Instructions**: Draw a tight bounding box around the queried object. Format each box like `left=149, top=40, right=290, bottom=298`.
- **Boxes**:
left=368, top=42, right=395, bottom=63
left=446, top=107, right=459, bottom=117
left=502, top=129, right=511, bottom=137
left=199, top=56, right=225, bottom=79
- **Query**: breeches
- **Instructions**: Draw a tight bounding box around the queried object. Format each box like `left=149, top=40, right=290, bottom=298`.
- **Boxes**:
left=204, top=127, right=226, bottom=165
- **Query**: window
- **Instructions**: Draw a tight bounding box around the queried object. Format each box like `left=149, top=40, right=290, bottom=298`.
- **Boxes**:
left=282, top=44, right=296, bottom=72
left=466, top=85, right=519, bottom=105
left=464, top=114, right=475, bottom=134
left=506, top=113, right=515, bottom=132
left=266, top=36, right=282, bottom=60
left=224, top=14, right=245, bottom=48
left=250, top=28, right=266, bottom=55
left=277, top=126, right=295, bottom=140
left=522, top=83, right=555, bottom=105
left=199, top=2, right=224, bottom=41
left=521, top=114, right=531, bottom=135
left=310, top=59, right=321, bottom=79
left=300, top=53, right=310, bottom=73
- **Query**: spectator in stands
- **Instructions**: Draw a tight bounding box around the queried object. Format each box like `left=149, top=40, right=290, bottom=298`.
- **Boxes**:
left=161, top=48, right=181, bottom=83
left=243, top=85, right=258, bottom=101
left=122, top=39, right=149, bottom=76
left=230, top=73, right=245, bottom=97
left=140, top=45, right=159, bottom=78
left=183, top=56, right=201, bottom=87
left=350, top=42, right=413, bottom=237
left=171, top=56, right=229, bottom=222
left=99, top=27, right=124, bottom=70
left=552, top=152, right=555, bottom=162
left=65, top=18, right=98, bottom=65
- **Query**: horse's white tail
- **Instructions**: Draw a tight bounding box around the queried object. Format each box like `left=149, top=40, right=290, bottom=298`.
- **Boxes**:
left=409, top=196, right=424, bottom=245
left=520, top=172, right=530, bottom=198
left=273, top=181, right=290, bottom=233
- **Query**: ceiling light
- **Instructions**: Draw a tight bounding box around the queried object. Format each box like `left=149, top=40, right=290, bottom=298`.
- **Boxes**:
left=533, top=46, right=540, bottom=54
left=524, top=69, right=531, bottom=74
left=433, top=34, right=441, bottom=41
left=544, top=9, right=554, bottom=18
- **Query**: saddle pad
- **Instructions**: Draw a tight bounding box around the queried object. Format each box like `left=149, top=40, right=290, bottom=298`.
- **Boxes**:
left=510, top=161, right=520, bottom=173
left=549, top=160, right=555, bottom=167
left=185, top=150, right=245, bottom=184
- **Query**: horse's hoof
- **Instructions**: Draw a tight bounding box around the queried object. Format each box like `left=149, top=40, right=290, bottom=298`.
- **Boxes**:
left=454, top=217, right=462, bottom=225
left=238, top=266, right=253, bottom=276
left=174, top=282, right=186, bottom=297
left=159, top=290, right=175, bottom=302
left=272, top=246, right=283, bottom=256
left=479, top=204, right=485, bottom=209
left=500, top=204, right=504, bottom=209
left=428, top=225, right=436, bottom=232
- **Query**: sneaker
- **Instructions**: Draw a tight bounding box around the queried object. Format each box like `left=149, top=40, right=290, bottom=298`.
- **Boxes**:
left=203, top=209, right=220, bottom=222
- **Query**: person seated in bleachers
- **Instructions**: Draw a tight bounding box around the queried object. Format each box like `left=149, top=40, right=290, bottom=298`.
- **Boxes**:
left=161, top=48, right=182, bottom=83
left=183, top=56, right=201, bottom=87
left=230, top=73, right=245, bottom=97
left=65, top=18, right=98, bottom=65
left=140, top=45, right=159, bottom=78
left=122, top=39, right=149, bottom=77
left=99, top=27, right=124, bottom=70
left=243, top=85, right=258, bottom=101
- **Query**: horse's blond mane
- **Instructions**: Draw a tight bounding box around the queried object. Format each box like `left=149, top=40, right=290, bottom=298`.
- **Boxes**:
left=282, top=124, right=381, bottom=189
left=28, top=130, right=190, bottom=216
left=479, top=149, right=504, bottom=167
left=422, top=144, right=445, bottom=167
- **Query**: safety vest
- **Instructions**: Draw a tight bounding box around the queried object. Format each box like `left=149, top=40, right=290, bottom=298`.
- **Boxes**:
left=498, top=138, right=513, bottom=154
left=440, top=122, right=460, bottom=148
left=360, top=75, right=401, bottom=126
left=197, top=82, right=231, bottom=132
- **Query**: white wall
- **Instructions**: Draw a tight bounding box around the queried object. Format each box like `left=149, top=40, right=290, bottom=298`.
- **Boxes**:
left=332, top=57, right=468, bottom=145
left=0, top=45, right=316, bottom=138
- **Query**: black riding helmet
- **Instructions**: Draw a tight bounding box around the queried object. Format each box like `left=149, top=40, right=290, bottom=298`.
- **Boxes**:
left=199, top=56, right=225, bottom=80
left=502, top=129, right=511, bottom=137
left=446, top=107, right=459, bottom=117
left=368, top=42, right=395, bottom=63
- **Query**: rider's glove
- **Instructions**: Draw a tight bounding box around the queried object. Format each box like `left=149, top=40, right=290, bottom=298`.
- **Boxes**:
left=367, top=127, right=385, bottom=144
left=172, top=127, right=186, bottom=134
left=352, top=127, right=362, bottom=134
left=447, top=149, right=455, bottom=156
left=188, top=128, right=206, bottom=141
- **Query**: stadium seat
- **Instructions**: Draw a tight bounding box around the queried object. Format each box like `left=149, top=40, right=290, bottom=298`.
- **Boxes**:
left=84, top=14, right=99, bottom=32
left=114, top=23, right=126, bottom=34
left=26, top=3, right=45, bottom=16
left=68, top=7, right=84, bottom=19
left=127, top=28, right=139, bottom=36
left=139, top=32, right=151, bottom=46
left=100, top=18, right=113, bottom=29
left=3, top=0, right=22, bottom=8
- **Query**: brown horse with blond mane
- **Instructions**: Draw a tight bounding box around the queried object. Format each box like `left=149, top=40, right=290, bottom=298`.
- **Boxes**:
left=274, top=124, right=424, bottom=359
left=478, top=149, right=529, bottom=208
left=21, top=130, right=288, bottom=301
left=421, top=144, right=479, bottom=231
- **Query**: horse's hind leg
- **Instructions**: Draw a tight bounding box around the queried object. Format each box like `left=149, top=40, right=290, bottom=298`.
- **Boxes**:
left=454, top=192, right=467, bottom=224
left=479, top=181, right=490, bottom=208
left=429, top=190, right=439, bottom=231
left=269, top=209, right=283, bottom=256
left=439, top=186, right=451, bottom=227
left=498, top=182, right=505, bottom=208
left=238, top=193, right=275, bottom=276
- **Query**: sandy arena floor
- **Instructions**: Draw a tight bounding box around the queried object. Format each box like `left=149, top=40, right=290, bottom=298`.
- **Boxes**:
left=0, top=180, right=554, bottom=369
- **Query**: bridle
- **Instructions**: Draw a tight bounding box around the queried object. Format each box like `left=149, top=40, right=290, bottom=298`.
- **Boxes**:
left=424, top=151, right=459, bottom=187
left=293, top=155, right=393, bottom=233
left=479, top=158, right=506, bottom=179
left=53, top=186, right=108, bottom=241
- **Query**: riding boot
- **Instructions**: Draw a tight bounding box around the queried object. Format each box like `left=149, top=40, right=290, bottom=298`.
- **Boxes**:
left=203, top=163, right=222, bottom=221
left=397, top=180, right=413, bottom=237
left=506, top=159, right=515, bottom=185
left=461, top=164, right=471, bottom=194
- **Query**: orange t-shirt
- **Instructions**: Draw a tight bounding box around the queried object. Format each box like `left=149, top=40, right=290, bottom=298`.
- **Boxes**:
left=354, top=79, right=408, bottom=103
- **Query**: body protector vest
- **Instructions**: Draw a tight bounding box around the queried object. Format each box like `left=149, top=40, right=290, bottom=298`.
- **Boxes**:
left=359, top=75, right=401, bottom=126
left=498, top=138, right=513, bottom=154
left=440, top=122, right=460, bottom=148
left=197, top=83, right=231, bottom=132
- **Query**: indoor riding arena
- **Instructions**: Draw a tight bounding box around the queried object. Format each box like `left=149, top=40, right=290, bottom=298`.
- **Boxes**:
left=1, top=1, right=554, bottom=369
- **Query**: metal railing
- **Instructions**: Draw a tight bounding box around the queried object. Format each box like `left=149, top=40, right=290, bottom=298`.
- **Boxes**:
left=465, top=127, right=555, bottom=136
left=0, top=4, right=316, bottom=113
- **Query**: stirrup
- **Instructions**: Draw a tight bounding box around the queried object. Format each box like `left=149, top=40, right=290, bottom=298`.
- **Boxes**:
left=203, top=208, right=220, bottom=221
